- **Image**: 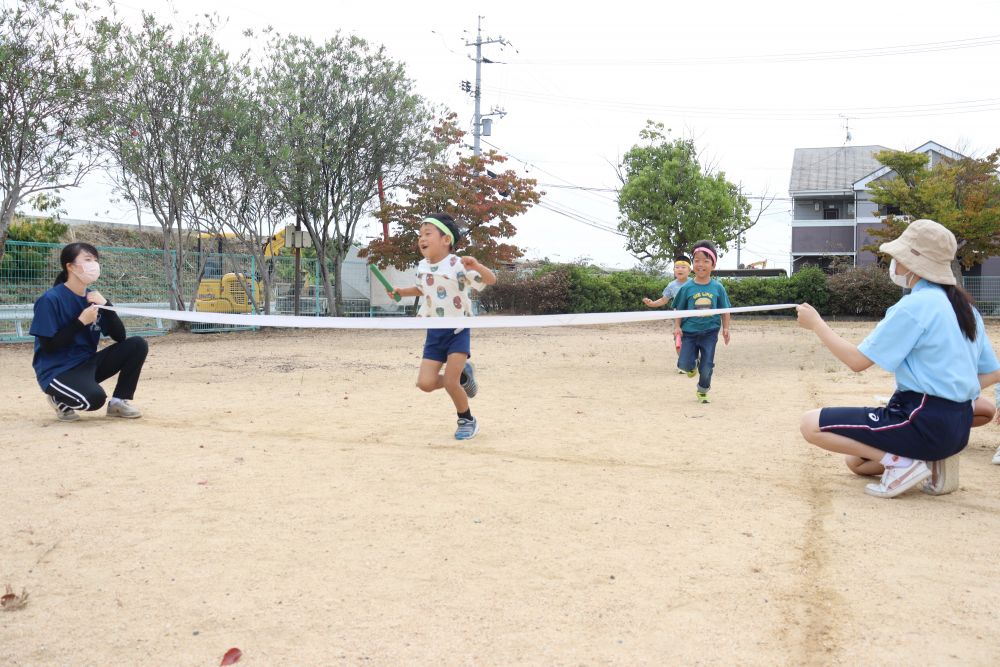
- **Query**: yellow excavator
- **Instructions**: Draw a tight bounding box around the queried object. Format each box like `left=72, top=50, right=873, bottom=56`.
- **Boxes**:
left=194, top=228, right=308, bottom=313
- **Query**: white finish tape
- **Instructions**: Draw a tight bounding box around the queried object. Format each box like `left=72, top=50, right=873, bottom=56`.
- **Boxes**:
left=102, top=303, right=798, bottom=330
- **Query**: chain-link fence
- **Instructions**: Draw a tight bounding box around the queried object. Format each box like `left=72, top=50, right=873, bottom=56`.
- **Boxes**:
left=0, top=240, right=386, bottom=341
left=1, top=241, right=177, bottom=341
left=963, top=277, right=1000, bottom=317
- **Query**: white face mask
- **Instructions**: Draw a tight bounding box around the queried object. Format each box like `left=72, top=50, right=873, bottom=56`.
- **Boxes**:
left=889, top=258, right=912, bottom=288
left=74, top=261, right=101, bottom=284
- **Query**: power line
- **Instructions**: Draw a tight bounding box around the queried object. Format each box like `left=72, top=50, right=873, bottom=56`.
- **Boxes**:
left=539, top=182, right=795, bottom=202
left=484, top=87, right=1000, bottom=121
left=509, top=34, right=1000, bottom=67
left=481, top=139, right=620, bottom=205
left=536, top=201, right=625, bottom=237
left=537, top=182, right=617, bottom=193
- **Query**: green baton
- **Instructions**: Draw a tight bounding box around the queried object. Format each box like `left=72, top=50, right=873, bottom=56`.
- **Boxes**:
left=369, top=264, right=401, bottom=302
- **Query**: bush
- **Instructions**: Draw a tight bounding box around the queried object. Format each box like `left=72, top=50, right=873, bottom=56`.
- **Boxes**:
left=1, top=217, right=69, bottom=284
left=721, top=276, right=789, bottom=308
left=789, top=266, right=830, bottom=311
left=560, top=264, right=667, bottom=313
left=826, top=265, right=902, bottom=317
left=480, top=261, right=902, bottom=319
left=478, top=269, right=570, bottom=314
left=719, top=267, right=828, bottom=313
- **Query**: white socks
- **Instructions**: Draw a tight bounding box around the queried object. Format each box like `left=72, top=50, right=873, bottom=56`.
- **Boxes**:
left=109, top=397, right=125, bottom=407
left=881, top=453, right=913, bottom=468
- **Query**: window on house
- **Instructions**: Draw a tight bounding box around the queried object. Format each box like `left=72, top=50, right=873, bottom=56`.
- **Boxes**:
left=823, top=208, right=839, bottom=220
left=881, top=204, right=902, bottom=216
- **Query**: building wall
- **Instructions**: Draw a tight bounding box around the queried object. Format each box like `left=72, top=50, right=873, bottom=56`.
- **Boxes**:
left=793, top=200, right=823, bottom=220
left=855, top=223, right=882, bottom=266
left=855, top=191, right=880, bottom=219
left=974, top=256, right=1000, bottom=277
left=792, top=225, right=855, bottom=253
left=793, top=197, right=853, bottom=221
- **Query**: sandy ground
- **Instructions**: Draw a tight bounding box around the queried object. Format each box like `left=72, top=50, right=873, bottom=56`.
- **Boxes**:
left=2, top=319, right=1000, bottom=666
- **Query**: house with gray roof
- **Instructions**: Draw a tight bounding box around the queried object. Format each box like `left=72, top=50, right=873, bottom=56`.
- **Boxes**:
left=788, top=141, right=1000, bottom=277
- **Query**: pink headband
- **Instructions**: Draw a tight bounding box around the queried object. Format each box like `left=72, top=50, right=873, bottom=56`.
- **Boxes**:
left=693, top=246, right=717, bottom=265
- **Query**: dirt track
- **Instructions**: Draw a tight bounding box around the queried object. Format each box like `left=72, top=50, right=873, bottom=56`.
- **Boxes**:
left=2, top=320, right=999, bottom=665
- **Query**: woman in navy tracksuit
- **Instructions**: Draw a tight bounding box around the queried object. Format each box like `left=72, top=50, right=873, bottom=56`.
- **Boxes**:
left=30, top=242, right=148, bottom=421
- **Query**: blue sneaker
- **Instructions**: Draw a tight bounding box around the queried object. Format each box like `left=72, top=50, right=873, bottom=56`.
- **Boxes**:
left=455, top=416, right=479, bottom=440
left=461, top=362, right=479, bottom=398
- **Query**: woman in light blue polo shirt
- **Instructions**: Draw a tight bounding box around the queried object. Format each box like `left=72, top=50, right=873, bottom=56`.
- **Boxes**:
left=796, top=219, right=1000, bottom=499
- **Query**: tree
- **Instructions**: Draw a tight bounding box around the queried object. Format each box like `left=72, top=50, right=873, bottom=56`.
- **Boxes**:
left=361, top=116, right=541, bottom=270
left=0, top=0, right=103, bottom=264
left=260, top=32, right=435, bottom=315
left=864, top=149, right=1000, bottom=271
left=616, top=121, right=767, bottom=263
left=194, top=69, right=288, bottom=314
left=88, top=12, right=236, bottom=309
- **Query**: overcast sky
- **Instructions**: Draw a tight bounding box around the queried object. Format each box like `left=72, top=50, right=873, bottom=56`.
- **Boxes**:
left=24, top=0, right=1000, bottom=270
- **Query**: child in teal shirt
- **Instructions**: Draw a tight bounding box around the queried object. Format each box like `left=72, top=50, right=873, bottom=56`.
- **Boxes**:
left=672, top=241, right=731, bottom=403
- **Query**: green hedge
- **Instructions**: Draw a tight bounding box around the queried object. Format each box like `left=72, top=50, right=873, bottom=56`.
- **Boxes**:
left=0, top=218, right=69, bottom=286
left=480, top=263, right=902, bottom=318
left=720, top=266, right=829, bottom=311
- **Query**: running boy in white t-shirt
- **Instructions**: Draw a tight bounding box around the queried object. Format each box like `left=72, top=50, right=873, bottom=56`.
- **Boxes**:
left=386, top=213, right=497, bottom=440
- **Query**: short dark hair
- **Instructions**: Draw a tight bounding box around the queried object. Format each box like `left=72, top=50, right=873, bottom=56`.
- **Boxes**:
left=55, top=242, right=99, bottom=286
left=674, top=255, right=691, bottom=264
left=424, top=212, right=462, bottom=248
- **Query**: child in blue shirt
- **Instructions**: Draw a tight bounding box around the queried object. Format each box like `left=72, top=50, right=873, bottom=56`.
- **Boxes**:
left=671, top=241, right=731, bottom=403
left=30, top=242, right=149, bottom=421
left=642, top=255, right=691, bottom=355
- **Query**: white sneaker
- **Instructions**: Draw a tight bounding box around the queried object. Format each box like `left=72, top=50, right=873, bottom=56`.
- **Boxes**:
left=107, top=400, right=142, bottom=419
left=992, top=445, right=1000, bottom=465
left=865, top=460, right=931, bottom=498
left=47, top=395, right=80, bottom=422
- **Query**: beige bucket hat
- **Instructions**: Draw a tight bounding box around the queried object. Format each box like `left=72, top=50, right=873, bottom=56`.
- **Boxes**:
left=878, top=218, right=958, bottom=286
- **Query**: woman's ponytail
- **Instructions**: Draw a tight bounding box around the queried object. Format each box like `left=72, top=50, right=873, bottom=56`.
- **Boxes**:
left=53, top=269, right=69, bottom=286
left=943, top=283, right=977, bottom=341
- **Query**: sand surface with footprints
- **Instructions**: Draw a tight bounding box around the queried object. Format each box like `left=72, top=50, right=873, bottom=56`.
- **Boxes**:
left=2, top=320, right=1000, bottom=665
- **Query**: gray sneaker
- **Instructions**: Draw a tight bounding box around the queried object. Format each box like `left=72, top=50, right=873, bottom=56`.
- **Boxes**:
left=460, top=362, right=479, bottom=398
left=107, top=400, right=142, bottom=419
left=455, top=416, right=479, bottom=441
left=47, top=395, right=80, bottom=422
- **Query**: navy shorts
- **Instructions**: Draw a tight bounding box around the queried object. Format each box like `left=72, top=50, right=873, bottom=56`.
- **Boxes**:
left=422, top=328, right=471, bottom=363
left=819, top=390, right=973, bottom=461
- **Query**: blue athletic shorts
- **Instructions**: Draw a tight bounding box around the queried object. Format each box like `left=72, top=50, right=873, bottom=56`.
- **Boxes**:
left=422, top=328, right=471, bottom=363
left=819, top=390, right=972, bottom=461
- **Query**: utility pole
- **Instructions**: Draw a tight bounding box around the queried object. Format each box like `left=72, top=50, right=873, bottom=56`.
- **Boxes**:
left=464, top=16, right=508, bottom=157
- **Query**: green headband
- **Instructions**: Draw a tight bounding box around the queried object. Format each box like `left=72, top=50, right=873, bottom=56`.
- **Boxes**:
left=422, top=217, right=455, bottom=245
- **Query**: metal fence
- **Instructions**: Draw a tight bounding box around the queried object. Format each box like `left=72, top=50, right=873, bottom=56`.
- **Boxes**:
left=0, top=240, right=382, bottom=342
left=963, top=277, right=1000, bottom=317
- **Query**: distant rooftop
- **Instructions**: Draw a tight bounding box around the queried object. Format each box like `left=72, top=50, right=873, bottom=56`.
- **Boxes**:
left=789, top=145, right=890, bottom=194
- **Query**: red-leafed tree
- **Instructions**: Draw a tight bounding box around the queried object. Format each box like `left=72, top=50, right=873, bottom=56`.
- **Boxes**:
left=361, top=115, right=542, bottom=269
